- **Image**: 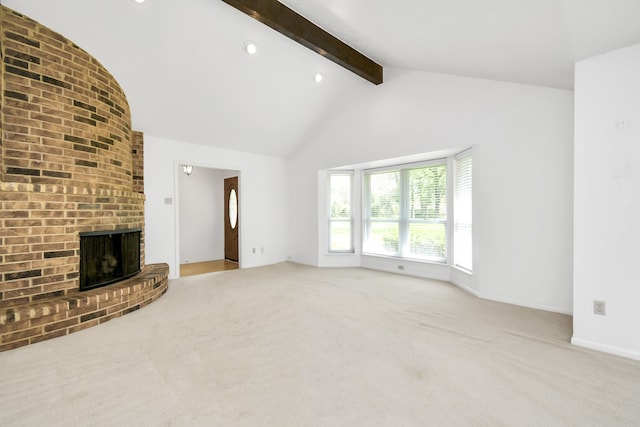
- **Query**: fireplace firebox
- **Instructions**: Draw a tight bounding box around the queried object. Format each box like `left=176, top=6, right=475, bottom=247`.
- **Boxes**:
left=79, top=229, right=142, bottom=291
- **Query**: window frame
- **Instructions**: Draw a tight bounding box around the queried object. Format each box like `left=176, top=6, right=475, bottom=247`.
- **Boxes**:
left=363, top=159, right=448, bottom=263
left=453, top=149, right=473, bottom=272
left=327, top=170, right=355, bottom=253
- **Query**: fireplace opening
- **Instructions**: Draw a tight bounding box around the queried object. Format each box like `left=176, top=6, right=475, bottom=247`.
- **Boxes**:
left=79, top=229, right=141, bottom=291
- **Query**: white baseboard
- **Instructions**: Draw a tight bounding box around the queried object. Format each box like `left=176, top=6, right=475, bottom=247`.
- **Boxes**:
left=478, top=293, right=573, bottom=315
left=450, top=278, right=480, bottom=297
left=361, top=255, right=451, bottom=282
left=449, top=278, right=572, bottom=315
left=571, top=337, right=640, bottom=361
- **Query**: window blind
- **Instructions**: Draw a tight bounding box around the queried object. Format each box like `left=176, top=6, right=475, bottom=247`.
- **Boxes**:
left=364, top=162, right=447, bottom=261
left=454, top=151, right=472, bottom=271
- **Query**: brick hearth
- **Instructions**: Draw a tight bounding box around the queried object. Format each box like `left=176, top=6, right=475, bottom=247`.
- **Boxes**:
left=0, top=263, right=168, bottom=351
left=1, top=6, right=168, bottom=351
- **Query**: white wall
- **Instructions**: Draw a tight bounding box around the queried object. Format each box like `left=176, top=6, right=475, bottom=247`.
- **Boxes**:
left=178, top=167, right=226, bottom=264
left=290, top=67, right=574, bottom=313
left=145, top=135, right=289, bottom=278
left=573, top=43, right=640, bottom=360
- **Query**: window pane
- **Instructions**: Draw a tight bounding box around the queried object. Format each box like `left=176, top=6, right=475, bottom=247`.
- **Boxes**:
left=454, top=224, right=472, bottom=270
left=409, top=165, right=446, bottom=221
left=454, top=153, right=472, bottom=271
left=330, top=221, right=352, bottom=251
left=409, top=222, right=446, bottom=260
left=366, top=222, right=399, bottom=255
left=369, top=171, right=400, bottom=220
left=329, top=172, right=353, bottom=253
left=364, top=161, right=449, bottom=263
left=228, top=189, right=238, bottom=229
left=330, top=174, right=351, bottom=219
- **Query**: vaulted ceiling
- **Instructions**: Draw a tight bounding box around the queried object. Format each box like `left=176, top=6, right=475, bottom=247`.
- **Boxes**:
left=3, top=0, right=640, bottom=157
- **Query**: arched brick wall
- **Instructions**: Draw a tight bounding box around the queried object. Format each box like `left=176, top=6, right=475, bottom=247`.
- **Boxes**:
left=0, top=6, right=167, bottom=351
left=1, top=7, right=134, bottom=189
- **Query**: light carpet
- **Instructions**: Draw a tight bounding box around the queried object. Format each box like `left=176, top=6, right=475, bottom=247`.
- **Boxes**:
left=1, top=262, right=638, bottom=426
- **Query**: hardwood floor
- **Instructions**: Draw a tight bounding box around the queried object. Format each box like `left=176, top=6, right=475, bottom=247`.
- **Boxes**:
left=180, top=259, right=238, bottom=277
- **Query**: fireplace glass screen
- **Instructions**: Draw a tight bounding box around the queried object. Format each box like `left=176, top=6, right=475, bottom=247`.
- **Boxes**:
left=80, top=229, right=141, bottom=291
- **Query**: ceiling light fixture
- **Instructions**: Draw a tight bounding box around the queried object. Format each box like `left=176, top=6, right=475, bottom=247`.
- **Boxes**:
left=182, top=165, right=193, bottom=176
left=133, top=0, right=145, bottom=3
left=314, top=73, right=323, bottom=83
left=244, top=42, right=257, bottom=55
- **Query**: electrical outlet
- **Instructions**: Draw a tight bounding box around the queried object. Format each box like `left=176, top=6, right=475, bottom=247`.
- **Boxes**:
left=398, top=265, right=404, bottom=270
left=252, top=248, right=256, bottom=254
left=593, top=300, right=606, bottom=316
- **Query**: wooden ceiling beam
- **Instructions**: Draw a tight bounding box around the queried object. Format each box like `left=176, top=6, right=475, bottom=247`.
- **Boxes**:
left=221, top=0, right=383, bottom=85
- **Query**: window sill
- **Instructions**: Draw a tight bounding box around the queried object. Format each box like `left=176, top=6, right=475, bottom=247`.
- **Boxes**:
left=361, top=252, right=447, bottom=266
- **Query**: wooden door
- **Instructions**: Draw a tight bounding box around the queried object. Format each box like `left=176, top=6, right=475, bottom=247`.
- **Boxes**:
left=224, top=176, right=239, bottom=262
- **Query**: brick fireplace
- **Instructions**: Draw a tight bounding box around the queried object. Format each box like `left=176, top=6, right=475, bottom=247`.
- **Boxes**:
left=0, top=6, right=169, bottom=351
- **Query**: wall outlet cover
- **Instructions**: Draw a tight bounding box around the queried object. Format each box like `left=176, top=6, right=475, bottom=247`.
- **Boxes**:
left=593, top=300, right=606, bottom=316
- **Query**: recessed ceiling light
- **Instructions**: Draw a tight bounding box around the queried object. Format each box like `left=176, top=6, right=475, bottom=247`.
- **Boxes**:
left=244, top=42, right=257, bottom=55
left=314, top=73, right=323, bottom=83
left=133, top=0, right=145, bottom=3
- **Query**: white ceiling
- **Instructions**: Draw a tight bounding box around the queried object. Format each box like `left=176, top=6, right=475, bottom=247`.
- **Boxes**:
left=3, top=0, right=640, bottom=157
left=282, top=0, right=640, bottom=89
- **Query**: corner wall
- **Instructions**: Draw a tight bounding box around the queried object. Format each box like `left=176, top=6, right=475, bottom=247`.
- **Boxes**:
left=573, top=42, right=640, bottom=360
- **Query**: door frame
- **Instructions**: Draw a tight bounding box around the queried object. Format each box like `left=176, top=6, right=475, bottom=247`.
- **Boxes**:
left=174, top=161, right=242, bottom=277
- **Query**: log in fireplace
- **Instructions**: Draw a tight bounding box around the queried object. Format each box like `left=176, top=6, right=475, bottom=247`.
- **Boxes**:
left=79, top=229, right=142, bottom=291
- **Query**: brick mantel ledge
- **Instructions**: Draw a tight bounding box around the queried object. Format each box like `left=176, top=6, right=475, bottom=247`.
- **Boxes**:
left=0, top=263, right=169, bottom=352
left=0, top=182, right=146, bottom=198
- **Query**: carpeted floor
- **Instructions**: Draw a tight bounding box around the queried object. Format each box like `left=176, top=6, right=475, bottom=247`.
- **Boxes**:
left=1, top=262, right=638, bottom=426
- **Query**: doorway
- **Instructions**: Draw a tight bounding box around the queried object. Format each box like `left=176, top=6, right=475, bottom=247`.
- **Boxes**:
left=178, top=167, right=239, bottom=276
